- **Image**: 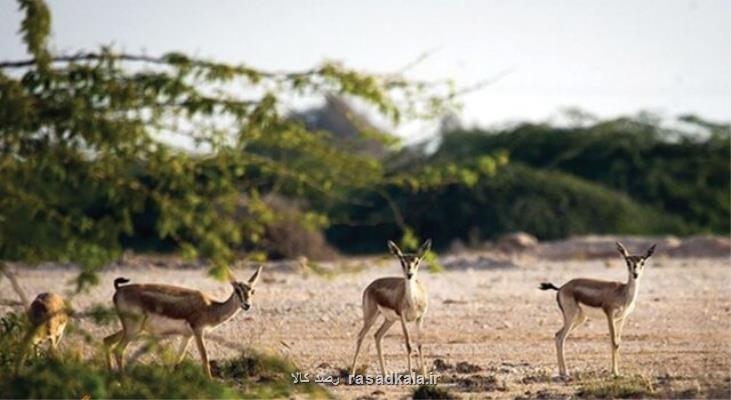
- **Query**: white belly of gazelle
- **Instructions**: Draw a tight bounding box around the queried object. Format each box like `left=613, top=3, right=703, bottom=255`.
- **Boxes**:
left=145, top=315, right=193, bottom=336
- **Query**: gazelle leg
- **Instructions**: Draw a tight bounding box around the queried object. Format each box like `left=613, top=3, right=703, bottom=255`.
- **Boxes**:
left=175, top=336, right=192, bottom=367
left=51, top=325, right=65, bottom=354
left=555, top=295, right=581, bottom=378
left=194, top=332, right=211, bottom=379
left=399, top=314, right=413, bottom=374
left=415, top=317, right=427, bottom=377
left=114, top=335, right=131, bottom=373
left=607, top=314, right=620, bottom=377
left=351, top=303, right=379, bottom=374
left=614, top=317, right=626, bottom=376
left=113, top=332, right=137, bottom=373
left=112, top=312, right=145, bottom=373
left=615, top=317, right=626, bottom=345
left=104, top=330, right=124, bottom=371
left=374, top=320, right=395, bottom=376
left=115, top=320, right=144, bottom=373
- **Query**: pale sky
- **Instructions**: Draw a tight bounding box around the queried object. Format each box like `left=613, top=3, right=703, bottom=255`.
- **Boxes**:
left=1, top=0, right=729, bottom=141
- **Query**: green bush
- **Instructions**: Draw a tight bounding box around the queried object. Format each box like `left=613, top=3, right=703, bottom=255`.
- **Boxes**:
left=1, top=357, right=239, bottom=399
left=327, top=164, right=691, bottom=252
left=325, top=114, right=728, bottom=252
left=435, top=116, right=730, bottom=233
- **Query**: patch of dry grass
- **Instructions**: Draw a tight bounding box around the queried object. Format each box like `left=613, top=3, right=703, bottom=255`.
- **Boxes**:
left=575, top=374, right=654, bottom=399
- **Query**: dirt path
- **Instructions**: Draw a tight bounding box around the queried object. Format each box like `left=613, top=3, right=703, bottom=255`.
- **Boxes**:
left=2, top=256, right=729, bottom=398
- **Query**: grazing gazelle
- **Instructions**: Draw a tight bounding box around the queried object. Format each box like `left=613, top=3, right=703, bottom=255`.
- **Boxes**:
left=0, top=261, right=69, bottom=372
left=26, top=293, right=68, bottom=350
left=351, top=239, right=432, bottom=377
left=0, top=267, right=67, bottom=353
left=16, top=293, right=69, bottom=372
left=540, top=242, right=656, bottom=377
left=104, top=266, right=263, bottom=378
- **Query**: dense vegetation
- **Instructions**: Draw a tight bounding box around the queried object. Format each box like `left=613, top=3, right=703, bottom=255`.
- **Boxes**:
left=326, top=114, right=729, bottom=252
left=327, top=163, right=691, bottom=252
left=433, top=116, right=730, bottom=233
left=116, top=101, right=729, bottom=256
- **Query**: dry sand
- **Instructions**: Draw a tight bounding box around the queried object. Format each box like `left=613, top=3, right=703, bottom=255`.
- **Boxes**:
left=2, top=255, right=729, bottom=398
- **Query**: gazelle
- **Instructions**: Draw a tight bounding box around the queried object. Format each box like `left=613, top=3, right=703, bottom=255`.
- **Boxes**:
left=351, top=239, right=431, bottom=377
left=16, top=292, right=69, bottom=372
left=539, top=242, right=656, bottom=377
left=104, top=266, right=263, bottom=378
left=3, top=264, right=68, bottom=371
left=26, top=292, right=68, bottom=350
left=1, top=266, right=67, bottom=353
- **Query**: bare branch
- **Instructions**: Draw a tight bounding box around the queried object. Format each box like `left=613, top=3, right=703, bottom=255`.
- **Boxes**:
left=450, top=67, right=515, bottom=98
left=0, top=299, right=24, bottom=307
left=397, top=46, right=444, bottom=74
left=0, top=262, right=30, bottom=309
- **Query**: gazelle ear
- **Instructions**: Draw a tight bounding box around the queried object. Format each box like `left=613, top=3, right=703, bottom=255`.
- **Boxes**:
left=248, top=265, right=263, bottom=287
left=644, top=244, right=657, bottom=259
left=417, top=239, right=432, bottom=258
left=387, top=241, right=403, bottom=257
left=616, top=241, right=629, bottom=258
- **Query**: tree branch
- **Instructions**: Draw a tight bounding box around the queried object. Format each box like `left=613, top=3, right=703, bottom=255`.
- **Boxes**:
left=0, top=52, right=318, bottom=79
left=0, top=262, right=30, bottom=309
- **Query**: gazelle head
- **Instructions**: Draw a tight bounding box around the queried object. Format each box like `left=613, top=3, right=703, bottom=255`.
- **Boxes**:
left=230, top=266, right=263, bottom=311
left=387, top=239, right=432, bottom=280
left=616, top=242, right=656, bottom=280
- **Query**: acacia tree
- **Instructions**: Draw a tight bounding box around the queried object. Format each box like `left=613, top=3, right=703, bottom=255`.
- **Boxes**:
left=0, top=0, right=488, bottom=288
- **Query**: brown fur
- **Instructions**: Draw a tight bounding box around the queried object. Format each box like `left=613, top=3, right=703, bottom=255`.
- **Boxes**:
left=563, top=279, right=624, bottom=310
left=114, top=284, right=213, bottom=322
left=27, top=292, right=68, bottom=346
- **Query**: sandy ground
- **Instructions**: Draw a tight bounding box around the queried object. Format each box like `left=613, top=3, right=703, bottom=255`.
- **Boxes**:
left=2, top=255, right=730, bottom=399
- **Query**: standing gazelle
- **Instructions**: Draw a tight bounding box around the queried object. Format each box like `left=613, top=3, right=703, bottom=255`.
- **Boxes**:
left=351, top=239, right=431, bottom=377
left=104, top=266, right=263, bottom=378
left=540, top=242, right=656, bottom=377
